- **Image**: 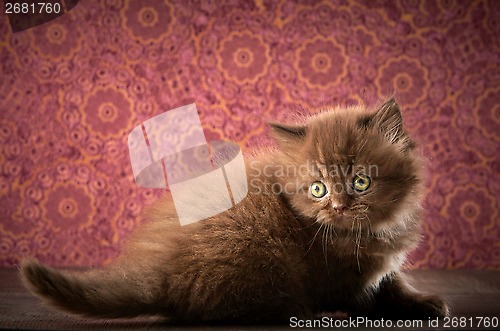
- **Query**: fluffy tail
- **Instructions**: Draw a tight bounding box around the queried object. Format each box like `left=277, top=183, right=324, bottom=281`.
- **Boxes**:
left=20, top=259, right=166, bottom=318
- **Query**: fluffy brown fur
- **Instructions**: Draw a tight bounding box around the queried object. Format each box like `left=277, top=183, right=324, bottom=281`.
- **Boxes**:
left=21, top=100, right=449, bottom=323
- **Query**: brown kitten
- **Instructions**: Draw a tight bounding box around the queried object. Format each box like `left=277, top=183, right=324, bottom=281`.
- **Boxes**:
left=20, top=99, right=449, bottom=323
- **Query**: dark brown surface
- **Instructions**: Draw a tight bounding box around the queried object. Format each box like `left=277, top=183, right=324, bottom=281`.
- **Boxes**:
left=0, top=268, right=498, bottom=330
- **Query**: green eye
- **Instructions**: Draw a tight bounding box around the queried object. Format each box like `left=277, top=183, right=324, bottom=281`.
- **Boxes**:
left=353, top=174, right=371, bottom=192
left=310, top=181, right=328, bottom=198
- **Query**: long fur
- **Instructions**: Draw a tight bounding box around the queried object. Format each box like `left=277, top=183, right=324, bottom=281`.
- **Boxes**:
left=20, top=100, right=448, bottom=322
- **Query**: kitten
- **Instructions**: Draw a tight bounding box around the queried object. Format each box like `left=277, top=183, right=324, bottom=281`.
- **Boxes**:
left=20, top=99, right=449, bottom=323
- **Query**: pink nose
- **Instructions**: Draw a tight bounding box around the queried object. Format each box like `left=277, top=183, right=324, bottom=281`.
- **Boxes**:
left=333, top=204, right=346, bottom=214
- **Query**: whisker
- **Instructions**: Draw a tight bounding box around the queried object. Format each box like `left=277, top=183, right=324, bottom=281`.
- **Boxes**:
left=355, top=220, right=362, bottom=274
left=328, top=223, right=335, bottom=245
left=322, top=224, right=329, bottom=267
left=365, top=213, right=373, bottom=238
left=299, top=220, right=320, bottom=230
left=305, top=221, right=323, bottom=256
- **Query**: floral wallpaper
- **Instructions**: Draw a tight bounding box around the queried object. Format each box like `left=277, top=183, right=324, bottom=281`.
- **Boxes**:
left=0, top=0, right=498, bottom=269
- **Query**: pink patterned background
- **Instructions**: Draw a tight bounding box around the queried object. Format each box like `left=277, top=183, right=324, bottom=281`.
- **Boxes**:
left=0, top=0, right=498, bottom=269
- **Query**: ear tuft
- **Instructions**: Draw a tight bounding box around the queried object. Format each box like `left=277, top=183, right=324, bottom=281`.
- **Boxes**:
left=269, top=122, right=307, bottom=143
left=373, top=99, right=404, bottom=144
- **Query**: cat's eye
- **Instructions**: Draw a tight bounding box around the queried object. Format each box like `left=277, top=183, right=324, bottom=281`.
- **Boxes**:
left=353, top=174, right=371, bottom=192
left=310, top=181, right=328, bottom=198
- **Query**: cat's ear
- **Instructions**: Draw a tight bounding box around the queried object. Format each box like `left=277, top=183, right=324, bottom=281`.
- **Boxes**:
left=269, top=122, right=307, bottom=145
left=372, top=99, right=405, bottom=144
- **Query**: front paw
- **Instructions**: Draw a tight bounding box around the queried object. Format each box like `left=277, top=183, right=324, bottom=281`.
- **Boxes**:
left=411, top=295, right=449, bottom=318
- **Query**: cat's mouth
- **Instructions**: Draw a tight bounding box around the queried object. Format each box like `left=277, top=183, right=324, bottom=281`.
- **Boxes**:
left=317, top=208, right=371, bottom=230
left=330, top=211, right=356, bottom=223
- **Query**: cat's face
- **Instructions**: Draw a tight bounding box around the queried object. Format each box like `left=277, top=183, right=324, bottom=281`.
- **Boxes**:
left=271, top=100, right=422, bottom=233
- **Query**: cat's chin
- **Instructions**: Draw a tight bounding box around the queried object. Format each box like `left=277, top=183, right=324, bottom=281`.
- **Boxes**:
left=318, top=212, right=371, bottom=230
left=318, top=213, right=345, bottom=224
left=312, top=206, right=375, bottom=231
left=329, top=214, right=347, bottom=222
